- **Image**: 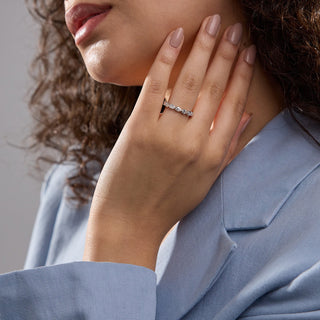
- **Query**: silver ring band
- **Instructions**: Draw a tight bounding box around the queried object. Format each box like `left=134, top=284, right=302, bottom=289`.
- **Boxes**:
left=162, top=99, right=193, bottom=118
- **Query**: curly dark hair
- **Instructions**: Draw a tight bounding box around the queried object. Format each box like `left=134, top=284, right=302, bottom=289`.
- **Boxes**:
left=25, top=0, right=320, bottom=206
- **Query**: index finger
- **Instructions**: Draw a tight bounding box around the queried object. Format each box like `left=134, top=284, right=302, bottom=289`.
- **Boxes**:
left=131, top=27, right=184, bottom=122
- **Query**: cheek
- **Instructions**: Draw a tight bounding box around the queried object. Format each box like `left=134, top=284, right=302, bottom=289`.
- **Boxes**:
left=79, top=23, right=165, bottom=86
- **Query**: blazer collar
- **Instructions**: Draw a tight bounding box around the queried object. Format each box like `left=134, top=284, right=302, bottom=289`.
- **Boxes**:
left=155, top=109, right=320, bottom=319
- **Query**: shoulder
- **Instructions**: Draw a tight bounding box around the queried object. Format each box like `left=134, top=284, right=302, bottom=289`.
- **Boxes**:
left=39, top=162, right=79, bottom=206
left=40, top=147, right=111, bottom=206
left=24, top=162, right=80, bottom=268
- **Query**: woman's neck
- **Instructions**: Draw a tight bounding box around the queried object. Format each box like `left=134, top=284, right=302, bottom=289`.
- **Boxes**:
left=231, top=56, right=285, bottom=161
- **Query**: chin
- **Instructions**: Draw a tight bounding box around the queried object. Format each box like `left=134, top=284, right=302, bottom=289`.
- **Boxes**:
left=84, top=59, right=146, bottom=86
left=86, top=68, right=141, bottom=86
left=86, top=66, right=120, bottom=85
left=80, top=39, right=152, bottom=86
left=82, top=38, right=154, bottom=86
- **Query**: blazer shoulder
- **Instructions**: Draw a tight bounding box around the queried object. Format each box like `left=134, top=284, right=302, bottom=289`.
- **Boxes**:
left=40, top=162, right=79, bottom=203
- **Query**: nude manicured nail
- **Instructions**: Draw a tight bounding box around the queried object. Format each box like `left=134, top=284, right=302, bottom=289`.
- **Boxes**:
left=227, top=23, right=243, bottom=45
left=244, top=45, right=257, bottom=65
left=170, top=28, right=184, bottom=48
left=206, top=14, right=221, bottom=37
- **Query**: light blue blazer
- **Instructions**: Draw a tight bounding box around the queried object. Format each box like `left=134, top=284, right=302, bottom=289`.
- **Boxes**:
left=1, top=109, right=320, bottom=319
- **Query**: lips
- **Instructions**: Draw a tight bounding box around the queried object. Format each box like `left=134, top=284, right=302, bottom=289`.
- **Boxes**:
left=65, top=3, right=112, bottom=36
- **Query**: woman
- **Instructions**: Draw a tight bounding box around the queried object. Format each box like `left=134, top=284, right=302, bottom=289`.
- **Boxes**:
left=1, top=0, right=320, bottom=318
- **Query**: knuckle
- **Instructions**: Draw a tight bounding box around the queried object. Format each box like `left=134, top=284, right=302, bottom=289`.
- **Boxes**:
left=237, top=65, right=252, bottom=82
left=159, top=51, right=175, bottom=66
left=230, top=98, right=246, bottom=117
left=183, top=142, right=202, bottom=163
left=181, top=73, right=201, bottom=93
left=219, top=45, right=236, bottom=62
left=128, top=123, right=153, bottom=149
left=206, top=81, right=225, bottom=100
left=148, top=78, right=165, bottom=95
left=194, top=36, right=212, bottom=52
left=131, top=130, right=149, bottom=149
left=215, top=142, right=229, bottom=162
left=152, top=137, right=169, bottom=156
left=210, top=151, right=224, bottom=166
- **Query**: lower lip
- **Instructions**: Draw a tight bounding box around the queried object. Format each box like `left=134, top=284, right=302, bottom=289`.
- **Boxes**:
left=75, top=9, right=111, bottom=45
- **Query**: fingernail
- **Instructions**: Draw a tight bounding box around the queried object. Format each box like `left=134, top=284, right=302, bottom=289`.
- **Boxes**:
left=206, top=14, right=221, bottom=37
left=170, top=27, right=184, bottom=48
left=244, top=45, right=257, bottom=65
left=240, top=113, right=253, bottom=135
left=227, top=23, right=243, bottom=45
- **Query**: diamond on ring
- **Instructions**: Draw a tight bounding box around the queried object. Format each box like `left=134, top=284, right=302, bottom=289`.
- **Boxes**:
left=162, top=99, right=193, bottom=118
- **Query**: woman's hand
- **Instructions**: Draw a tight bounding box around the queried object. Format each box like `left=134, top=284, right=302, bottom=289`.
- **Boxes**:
left=83, top=15, right=256, bottom=270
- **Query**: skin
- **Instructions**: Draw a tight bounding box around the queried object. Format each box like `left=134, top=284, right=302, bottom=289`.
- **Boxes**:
left=64, top=0, right=284, bottom=270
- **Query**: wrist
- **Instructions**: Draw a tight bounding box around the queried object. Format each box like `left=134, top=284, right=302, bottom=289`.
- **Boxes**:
left=83, top=211, right=163, bottom=271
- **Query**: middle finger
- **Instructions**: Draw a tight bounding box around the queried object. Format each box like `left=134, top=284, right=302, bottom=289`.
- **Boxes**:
left=160, top=14, right=221, bottom=124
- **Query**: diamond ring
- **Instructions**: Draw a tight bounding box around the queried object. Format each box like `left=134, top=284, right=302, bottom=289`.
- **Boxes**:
left=162, top=98, right=193, bottom=118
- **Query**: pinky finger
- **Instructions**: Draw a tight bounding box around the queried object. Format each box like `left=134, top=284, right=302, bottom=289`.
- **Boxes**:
left=210, top=45, right=256, bottom=154
left=215, top=111, right=252, bottom=177
left=225, top=112, right=252, bottom=163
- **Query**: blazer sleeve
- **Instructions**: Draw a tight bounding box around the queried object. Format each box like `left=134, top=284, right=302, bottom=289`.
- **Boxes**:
left=0, top=261, right=157, bottom=319
left=0, top=164, right=157, bottom=320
